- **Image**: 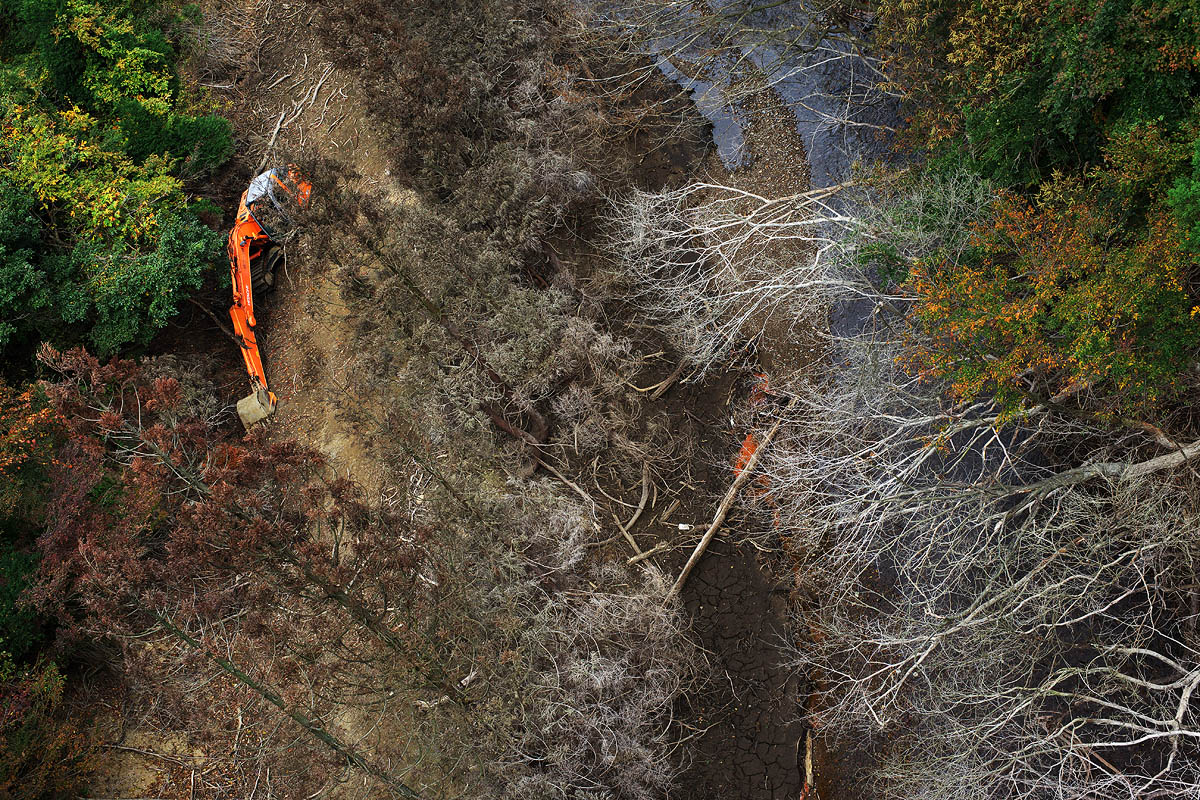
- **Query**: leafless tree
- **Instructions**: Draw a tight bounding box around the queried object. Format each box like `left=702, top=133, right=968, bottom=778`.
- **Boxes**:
left=606, top=156, right=1200, bottom=798
left=608, top=180, right=861, bottom=371
left=607, top=167, right=992, bottom=375
left=756, top=263, right=1200, bottom=800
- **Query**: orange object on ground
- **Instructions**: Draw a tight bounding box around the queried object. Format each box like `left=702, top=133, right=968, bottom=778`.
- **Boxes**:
left=226, top=165, right=311, bottom=427
left=733, top=373, right=780, bottom=524
left=734, top=431, right=760, bottom=476
left=734, top=373, right=772, bottom=479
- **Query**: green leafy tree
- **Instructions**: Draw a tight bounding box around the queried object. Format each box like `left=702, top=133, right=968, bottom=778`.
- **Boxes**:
left=0, top=0, right=231, bottom=360
left=1168, top=137, right=1200, bottom=254
left=879, top=0, right=1200, bottom=185
left=875, top=0, right=1200, bottom=410
left=907, top=173, right=1200, bottom=414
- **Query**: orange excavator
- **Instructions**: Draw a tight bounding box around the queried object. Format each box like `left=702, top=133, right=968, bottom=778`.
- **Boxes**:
left=226, top=165, right=312, bottom=428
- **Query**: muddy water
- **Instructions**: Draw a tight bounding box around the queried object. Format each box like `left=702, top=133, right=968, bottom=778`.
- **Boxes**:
left=648, top=7, right=900, bottom=189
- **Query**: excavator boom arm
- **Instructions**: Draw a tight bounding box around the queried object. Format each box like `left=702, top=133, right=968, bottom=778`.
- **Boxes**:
left=228, top=206, right=271, bottom=380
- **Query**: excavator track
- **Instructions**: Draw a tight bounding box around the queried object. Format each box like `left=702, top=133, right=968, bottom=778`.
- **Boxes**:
left=250, top=244, right=282, bottom=294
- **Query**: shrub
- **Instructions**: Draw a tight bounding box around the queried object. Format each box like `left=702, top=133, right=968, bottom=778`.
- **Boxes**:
left=502, top=571, right=701, bottom=800
left=0, top=655, right=97, bottom=800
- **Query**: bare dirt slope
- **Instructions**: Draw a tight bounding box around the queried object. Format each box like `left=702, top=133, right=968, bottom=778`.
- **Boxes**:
left=216, top=21, right=422, bottom=489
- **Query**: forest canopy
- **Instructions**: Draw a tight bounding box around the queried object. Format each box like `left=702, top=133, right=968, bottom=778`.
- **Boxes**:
left=6, top=0, right=1200, bottom=797
left=875, top=0, right=1200, bottom=413
left=0, top=0, right=229, bottom=362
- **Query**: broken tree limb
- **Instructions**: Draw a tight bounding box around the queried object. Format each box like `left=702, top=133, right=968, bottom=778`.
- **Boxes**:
left=537, top=457, right=602, bottom=529
left=801, top=729, right=814, bottom=798
left=1123, top=419, right=1183, bottom=450
left=154, top=612, right=421, bottom=799
left=612, top=512, right=644, bottom=556
left=623, top=461, right=652, bottom=530
left=264, top=71, right=293, bottom=91
left=667, top=397, right=797, bottom=601
left=1003, top=436, right=1200, bottom=498
left=612, top=461, right=653, bottom=559
left=187, top=298, right=242, bottom=348
left=628, top=540, right=671, bottom=565
left=650, top=360, right=689, bottom=401
left=481, top=403, right=601, bottom=529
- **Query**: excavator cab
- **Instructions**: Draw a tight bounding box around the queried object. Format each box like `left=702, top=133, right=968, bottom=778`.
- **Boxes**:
left=227, top=165, right=312, bottom=428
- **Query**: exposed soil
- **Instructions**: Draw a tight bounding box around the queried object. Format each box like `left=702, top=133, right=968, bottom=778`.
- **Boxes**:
left=653, top=374, right=806, bottom=799
left=659, top=73, right=822, bottom=800
left=677, top=537, right=804, bottom=798
left=592, top=338, right=808, bottom=800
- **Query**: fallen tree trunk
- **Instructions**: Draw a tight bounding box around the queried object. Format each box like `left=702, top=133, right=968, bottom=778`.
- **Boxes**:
left=1006, top=437, right=1200, bottom=498
left=155, top=613, right=421, bottom=799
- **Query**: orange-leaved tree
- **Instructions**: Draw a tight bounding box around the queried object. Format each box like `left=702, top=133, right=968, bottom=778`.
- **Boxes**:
left=0, top=382, right=61, bottom=521
left=905, top=174, right=1200, bottom=415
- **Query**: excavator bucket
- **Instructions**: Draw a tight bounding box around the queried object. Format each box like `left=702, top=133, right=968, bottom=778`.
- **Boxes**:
left=237, top=389, right=276, bottom=429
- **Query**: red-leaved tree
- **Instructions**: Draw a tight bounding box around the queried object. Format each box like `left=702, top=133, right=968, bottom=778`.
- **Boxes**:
left=28, top=346, right=455, bottom=798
